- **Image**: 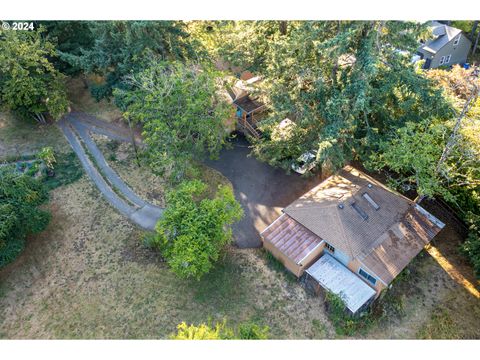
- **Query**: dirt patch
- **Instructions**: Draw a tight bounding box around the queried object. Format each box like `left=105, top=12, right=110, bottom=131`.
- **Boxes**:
left=66, top=76, right=123, bottom=125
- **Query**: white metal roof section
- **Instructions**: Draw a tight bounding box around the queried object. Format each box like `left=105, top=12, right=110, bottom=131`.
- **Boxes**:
left=306, top=254, right=376, bottom=313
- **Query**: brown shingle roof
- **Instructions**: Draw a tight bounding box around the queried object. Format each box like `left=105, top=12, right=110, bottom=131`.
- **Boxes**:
left=282, top=166, right=444, bottom=284
left=261, top=214, right=323, bottom=265
left=360, top=204, right=443, bottom=283
left=284, top=166, right=410, bottom=259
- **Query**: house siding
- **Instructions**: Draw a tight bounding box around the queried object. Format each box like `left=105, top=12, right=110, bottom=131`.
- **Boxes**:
left=421, top=33, right=471, bottom=69
left=263, top=237, right=325, bottom=277
left=331, top=248, right=350, bottom=266
left=346, top=258, right=387, bottom=297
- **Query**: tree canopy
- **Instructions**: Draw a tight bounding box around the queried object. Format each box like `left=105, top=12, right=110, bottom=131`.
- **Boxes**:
left=149, top=180, right=243, bottom=279
left=61, top=21, right=197, bottom=99
left=235, top=21, right=453, bottom=171
left=41, top=21, right=95, bottom=76
left=370, top=65, right=480, bottom=276
left=114, top=60, right=233, bottom=181
left=0, top=27, right=69, bottom=123
left=0, top=170, right=51, bottom=268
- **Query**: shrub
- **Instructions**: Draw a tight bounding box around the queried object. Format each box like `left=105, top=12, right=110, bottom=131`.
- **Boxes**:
left=324, top=291, right=376, bottom=336
left=238, top=322, right=270, bottom=339
left=460, top=213, right=480, bottom=277
left=171, top=320, right=233, bottom=340
left=38, top=147, right=56, bottom=170
left=152, top=180, right=243, bottom=279
left=42, top=152, right=83, bottom=190
left=0, top=170, right=51, bottom=267
left=170, top=319, right=269, bottom=340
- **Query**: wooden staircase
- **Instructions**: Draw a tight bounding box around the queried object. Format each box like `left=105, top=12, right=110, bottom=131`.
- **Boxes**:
left=238, top=117, right=262, bottom=139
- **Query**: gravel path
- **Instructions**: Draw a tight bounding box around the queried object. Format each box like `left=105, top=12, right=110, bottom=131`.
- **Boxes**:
left=58, top=113, right=164, bottom=231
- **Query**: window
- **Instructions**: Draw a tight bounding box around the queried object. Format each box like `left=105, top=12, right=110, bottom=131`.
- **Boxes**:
left=325, top=243, right=335, bottom=253
left=445, top=54, right=452, bottom=64
left=453, top=36, right=460, bottom=46
left=359, top=268, right=377, bottom=285
left=439, top=56, right=446, bottom=65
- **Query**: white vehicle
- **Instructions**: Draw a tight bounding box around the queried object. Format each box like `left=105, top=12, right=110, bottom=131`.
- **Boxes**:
left=291, top=150, right=318, bottom=175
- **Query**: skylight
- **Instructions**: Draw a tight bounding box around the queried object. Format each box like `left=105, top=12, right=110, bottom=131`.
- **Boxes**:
left=351, top=201, right=369, bottom=221
left=362, top=192, right=380, bottom=210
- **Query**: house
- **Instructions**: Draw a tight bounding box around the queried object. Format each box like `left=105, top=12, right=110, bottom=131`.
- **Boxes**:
left=226, top=74, right=266, bottom=139
left=261, top=166, right=445, bottom=314
left=417, top=21, right=471, bottom=69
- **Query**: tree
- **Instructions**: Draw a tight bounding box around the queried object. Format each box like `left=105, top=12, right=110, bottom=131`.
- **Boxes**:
left=0, top=170, right=51, bottom=267
left=0, top=27, right=69, bottom=123
left=41, top=21, right=95, bottom=76
left=369, top=66, right=480, bottom=277
left=233, top=21, right=453, bottom=172
left=171, top=319, right=269, bottom=340
left=149, top=180, right=243, bottom=280
left=114, top=61, right=234, bottom=181
left=62, top=21, right=197, bottom=99
left=38, top=146, right=57, bottom=170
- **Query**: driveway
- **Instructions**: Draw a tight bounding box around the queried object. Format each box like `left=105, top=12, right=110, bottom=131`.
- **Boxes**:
left=206, top=135, right=322, bottom=248
left=59, top=113, right=164, bottom=231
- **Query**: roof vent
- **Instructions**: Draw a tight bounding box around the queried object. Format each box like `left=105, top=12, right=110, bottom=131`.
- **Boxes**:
left=338, top=203, right=344, bottom=209
left=367, top=183, right=373, bottom=189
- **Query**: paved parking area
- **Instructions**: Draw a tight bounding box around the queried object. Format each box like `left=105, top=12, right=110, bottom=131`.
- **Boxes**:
left=206, top=135, right=322, bottom=248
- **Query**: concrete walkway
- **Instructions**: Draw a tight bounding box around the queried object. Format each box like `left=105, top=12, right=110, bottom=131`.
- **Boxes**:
left=58, top=113, right=164, bottom=231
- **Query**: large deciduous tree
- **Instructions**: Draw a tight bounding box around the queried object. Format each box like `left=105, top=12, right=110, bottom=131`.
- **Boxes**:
left=114, top=61, right=233, bottom=181
left=0, top=171, right=51, bottom=268
left=148, top=180, right=243, bottom=280
left=370, top=66, right=480, bottom=277
left=0, top=28, right=69, bottom=123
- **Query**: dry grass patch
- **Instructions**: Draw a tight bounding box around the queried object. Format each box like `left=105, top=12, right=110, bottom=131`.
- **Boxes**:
left=66, top=76, right=122, bottom=124
left=91, top=133, right=166, bottom=207
left=0, top=111, right=68, bottom=159
left=0, top=175, right=335, bottom=339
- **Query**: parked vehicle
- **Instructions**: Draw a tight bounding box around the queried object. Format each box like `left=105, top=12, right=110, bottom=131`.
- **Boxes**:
left=291, top=150, right=318, bottom=174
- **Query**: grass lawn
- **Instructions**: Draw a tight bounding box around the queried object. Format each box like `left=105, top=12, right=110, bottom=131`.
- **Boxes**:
left=0, top=112, right=68, bottom=159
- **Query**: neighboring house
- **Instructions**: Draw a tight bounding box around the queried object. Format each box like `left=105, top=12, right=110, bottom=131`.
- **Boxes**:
left=261, top=166, right=445, bottom=314
left=417, top=21, right=471, bottom=69
left=226, top=72, right=266, bottom=139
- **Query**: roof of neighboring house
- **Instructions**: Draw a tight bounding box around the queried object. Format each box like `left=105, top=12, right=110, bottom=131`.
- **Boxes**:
left=261, top=213, right=324, bottom=265
left=306, top=253, right=376, bottom=313
left=234, top=95, right=265, bottom=114
left=421, top=21, right=465, bottom=54
left=282, top=166, right=445, bottom=284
